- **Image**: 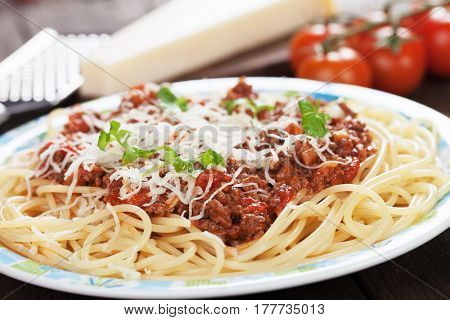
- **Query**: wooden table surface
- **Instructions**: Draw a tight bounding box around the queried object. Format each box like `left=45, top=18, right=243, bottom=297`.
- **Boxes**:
left=0, top=0, right=449, bottom=300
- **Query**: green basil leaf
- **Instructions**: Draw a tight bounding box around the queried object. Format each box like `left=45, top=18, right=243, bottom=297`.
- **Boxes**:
left=176, top=97, right=188, bottom=112
left=157, top=87, right=189, bottom=112
left=256, top=105, right=275, bottom=112
left=161, top=147, right=194, bottom=173
left=298, top=100, right=316, bottom=115
left=98, top=121, right=198, bottom=171
left=156, top=87, right=177, bottom=103
left=109, top=120, right=121, bottom=136
left=122, top=149, right=140, bottom=165
left=97, top=130, right=110, bottom=151
left=245, top=98, right=275, bottom=117
left=142, top=164, right=164, bottom=176
left=172, top=158, right=194, bottom=173
left=284, top=90, right=300, bottom=98
left=225, top=100, right=236, bottom=115
left=136, top=148, right=155, bottom=158
left=163, top=148, right=177, bottom=163
left=199, top=149, right=225, bottom=168
left=98, top=121, right=130, bottom=151
left=298, top=100, right=330, bottom=138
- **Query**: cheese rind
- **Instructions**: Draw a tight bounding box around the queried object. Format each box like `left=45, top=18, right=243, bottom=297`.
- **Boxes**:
left=80, top=0, right=330, bottom=97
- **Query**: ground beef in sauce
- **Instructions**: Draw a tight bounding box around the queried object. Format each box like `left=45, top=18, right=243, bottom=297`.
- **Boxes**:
left=186, top=151, right=362, bottom=246
left=186, top=109, right=374, bottom=245
left=36, top=89, right=376, bottom=246
left=225, top=76, right=257, bottom=100
left=103, top=179, right=176, bottom=216
left=63, top=112, right=91, bottom=134
left=62, top=110, right=104, bottom=135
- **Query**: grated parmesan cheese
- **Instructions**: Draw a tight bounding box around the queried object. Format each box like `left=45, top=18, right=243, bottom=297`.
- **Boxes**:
left=32, top=85, right=344, bottom=222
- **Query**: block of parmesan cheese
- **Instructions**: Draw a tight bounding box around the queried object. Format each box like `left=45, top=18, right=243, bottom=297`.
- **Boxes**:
left=80, top=0, right=331, bottom=96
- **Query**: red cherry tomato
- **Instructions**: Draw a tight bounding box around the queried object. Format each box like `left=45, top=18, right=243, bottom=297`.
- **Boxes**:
left=289, top=23, right=345, bottom=72
left=296, top=47, right=373, bottom=87
left=347, top=10, right=388, bottom=54
left=351, top=10, right=388, bottom=28
left=403, top=6, right=450, bottom=77
left=359, top=26, right=426, bottom=95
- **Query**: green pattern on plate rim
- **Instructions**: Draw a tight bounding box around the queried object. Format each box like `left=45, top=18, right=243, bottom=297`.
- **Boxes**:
left=273, top=264, right=317, bottom=276
left=11, top=260, right=50, bottom=276
left=185, top=279, right=228, bottom=287
left=86, top=277, right=127, bottom=288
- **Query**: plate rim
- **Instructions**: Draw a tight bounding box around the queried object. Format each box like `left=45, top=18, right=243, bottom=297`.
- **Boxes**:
left=0, top=77, right=449, bottom=299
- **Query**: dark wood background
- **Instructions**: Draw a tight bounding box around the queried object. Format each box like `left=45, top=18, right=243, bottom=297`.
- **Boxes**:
left=0, top=0, right=449, bottom=300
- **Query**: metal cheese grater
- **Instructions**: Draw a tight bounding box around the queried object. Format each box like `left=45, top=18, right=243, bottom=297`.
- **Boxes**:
left=0, top=28, right=109, bottom=125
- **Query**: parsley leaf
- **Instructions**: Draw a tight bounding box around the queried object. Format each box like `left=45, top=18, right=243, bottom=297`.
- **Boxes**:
left=176, top=97, right=188, bottom=112
left=122, top=146, right=158, bottom=165
left=156, top=86, right=176, bottom=103
left=298, top=100, right=331, bottom=138
left=284, top=90, right=300, bottom=98
left=247, top=98, right=275, bottom=117
left=224, top=98, right=274, bottom=117
left=98, top=122, right=219, bottom=173
left=97, top=130, right=110, bottom=151
left=122, top=148, right=140, bottom=164
left=172, top=158, right=195, bottom=173
left=224, top=100, right=237, bottom=115
left=98, top=121, right=158, bottom=165
left=97, top=120, right=132, bottom=151
left=156, top=86, right=189, bottom=112
left=142, top=163, right=164, bottom=176
left=199, top=149, right=225, bottom=168
left=299, top=100, right=316, bottom=114
left=163, top=147, right=194, bottom=173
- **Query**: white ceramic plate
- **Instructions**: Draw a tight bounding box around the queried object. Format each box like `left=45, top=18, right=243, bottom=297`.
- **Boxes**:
left=0, top=77, right=449, bottom=298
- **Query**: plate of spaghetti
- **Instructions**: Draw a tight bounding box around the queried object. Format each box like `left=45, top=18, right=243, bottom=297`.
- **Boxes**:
left=0, top=77, right=448, bottom=298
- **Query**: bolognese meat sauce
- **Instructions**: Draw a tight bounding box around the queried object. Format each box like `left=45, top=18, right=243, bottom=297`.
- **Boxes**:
left=34, top=79, right=376, bottom=246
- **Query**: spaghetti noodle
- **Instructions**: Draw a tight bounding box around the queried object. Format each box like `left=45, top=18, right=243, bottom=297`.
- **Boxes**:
left=0, top=78, right=448, bottom=280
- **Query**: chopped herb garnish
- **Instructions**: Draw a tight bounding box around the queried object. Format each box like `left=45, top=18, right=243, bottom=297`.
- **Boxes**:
left=97, top=130, right=110, bottom=151
left=246, top=98, right=275, bottom=117
left=284, top=90, right=300, bottom=98
left=156, top=86, right=177, bottom=102
left=122, top=149, right=139, bottom=164
left=98, top=120, right=132, bottom=151
left=142, top=163, right=164, bottom=176
left=175, top=97, right=188, bottom=112
left=298, top=100, right=331, bottom=138
left=156, top=86, right=189, bottom=112
left=163, top=147, right=194, bottom=173
left=224, top=98, right=274, bottom=117
left=98, top=122, right=221, bottom=172
left=199, top=149, right=225, bottom=168
left=122, top=147, right=156, bottom=165
left=98, top=121, right=157, bottom=164
left=224, top=100, right=237, bottom=115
